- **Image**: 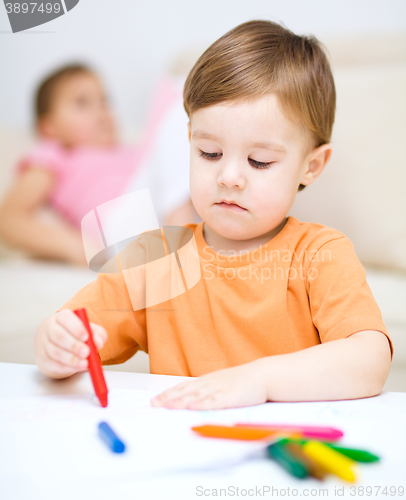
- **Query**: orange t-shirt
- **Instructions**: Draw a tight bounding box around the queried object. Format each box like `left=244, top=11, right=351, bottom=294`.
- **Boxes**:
left=62, top=217, right=393, bottom=376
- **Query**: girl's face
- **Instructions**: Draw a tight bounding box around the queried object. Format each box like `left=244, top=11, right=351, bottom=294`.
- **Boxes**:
left=188, top=94, right=330, bottom=250
left=38, top=72, right=117, bottom=148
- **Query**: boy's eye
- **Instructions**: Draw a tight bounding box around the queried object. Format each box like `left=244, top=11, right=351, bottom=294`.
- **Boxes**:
left=198, top=149, right=273, bottom=169
left=199, top=150, right=222, bottom=160
left=249, top=159, right=273, bottom=169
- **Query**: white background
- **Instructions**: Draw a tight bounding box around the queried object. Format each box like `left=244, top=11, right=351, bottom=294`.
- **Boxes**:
left=1, top=0, right=405, bottom=132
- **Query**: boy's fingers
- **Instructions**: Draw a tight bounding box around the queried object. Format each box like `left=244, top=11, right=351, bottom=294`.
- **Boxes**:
left=152, top=383, right=192, bottom=404
left=46, top=324, right=90, bottom=359
left=162, top=390, right=208, bottom=409
left=42, top=313, right=105, bottom=374
left=90, top=322, right=106, bottom=337
left=93, top=334, right=106, bottom=351
left=188, top=394, right=221, bottom=411
left=44, top=361, right=79, bottom=378
left=152, top=380, right=207, bottom=406
left=164, top=380, right=202, bottom=398
left=55, top=309, right=88, bottom=341
left=45, top=340, right=88, bottom=370
left=89, top=323, right=108, bottom=350
left=173, top=384, right=217, bottom=408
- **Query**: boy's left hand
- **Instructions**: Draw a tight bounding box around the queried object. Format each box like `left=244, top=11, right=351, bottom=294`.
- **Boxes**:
left=150, top=361, right=268, bottom=410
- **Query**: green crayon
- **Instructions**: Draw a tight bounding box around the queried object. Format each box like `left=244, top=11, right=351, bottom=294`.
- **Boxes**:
left=281, top=437, right=380, bottom=463
left=325, top=444, right=380, bottom=462
left=267, top=441, right=308, bottom=479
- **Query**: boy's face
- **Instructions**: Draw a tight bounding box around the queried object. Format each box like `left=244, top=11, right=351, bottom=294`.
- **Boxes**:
left=38, top=72, right=116, bottom=148
left=188, top=94, right=331, bottom=247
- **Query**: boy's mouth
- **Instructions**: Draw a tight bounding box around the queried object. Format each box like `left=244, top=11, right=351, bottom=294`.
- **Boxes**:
left=215, top=200, right=247, bottom=211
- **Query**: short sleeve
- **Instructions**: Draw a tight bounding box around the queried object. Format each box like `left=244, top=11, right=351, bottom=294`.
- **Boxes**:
left=306, top=236, right=393, bottom=359
left=59, top=261, right=147, bottom=365
left=17, top=139, right=64, bottom=176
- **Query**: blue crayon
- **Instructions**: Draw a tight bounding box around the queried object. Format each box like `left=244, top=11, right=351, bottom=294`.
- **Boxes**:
left=98, top=422, right=126, bottom=453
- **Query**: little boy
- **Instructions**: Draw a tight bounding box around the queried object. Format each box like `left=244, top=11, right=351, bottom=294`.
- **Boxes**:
left=34, top=20, right=392, bottom=410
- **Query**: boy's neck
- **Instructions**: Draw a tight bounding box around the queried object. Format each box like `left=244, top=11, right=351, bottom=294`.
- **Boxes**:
left=203, top=218, right=288, bottom=255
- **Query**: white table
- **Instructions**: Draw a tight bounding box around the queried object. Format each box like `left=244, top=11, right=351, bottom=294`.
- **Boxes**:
left=1, top=362, right=405, bottom=500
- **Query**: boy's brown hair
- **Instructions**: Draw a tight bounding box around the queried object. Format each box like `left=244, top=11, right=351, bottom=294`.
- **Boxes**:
left=183, top=20, right=336, bottom=190
left=35, top=63, right=92, bottom=123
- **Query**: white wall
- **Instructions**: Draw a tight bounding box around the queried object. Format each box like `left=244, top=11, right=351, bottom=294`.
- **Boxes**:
left=1, top=0, right=405, bottom=133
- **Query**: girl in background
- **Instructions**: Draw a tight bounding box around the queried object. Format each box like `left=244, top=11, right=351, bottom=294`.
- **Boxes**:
left=0, top=64, right=198, bottom=265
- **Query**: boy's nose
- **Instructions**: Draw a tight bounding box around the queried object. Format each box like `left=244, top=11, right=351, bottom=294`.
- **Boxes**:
left=217, top=161, right=246, bottom=189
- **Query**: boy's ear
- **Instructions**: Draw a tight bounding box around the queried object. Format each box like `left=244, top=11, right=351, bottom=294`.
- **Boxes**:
left=300, top=143, right=333, bottom=187
left=187, top=121, right=191, bottom=142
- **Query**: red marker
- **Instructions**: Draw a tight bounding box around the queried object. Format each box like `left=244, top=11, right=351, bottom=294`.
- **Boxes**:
left=74, top=308, right=108, bottom=407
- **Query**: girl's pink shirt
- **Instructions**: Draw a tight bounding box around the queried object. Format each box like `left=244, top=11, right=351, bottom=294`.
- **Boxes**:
left=18, top=139, right=143, bottom=228
left=17, top=75, right=188, bottom=229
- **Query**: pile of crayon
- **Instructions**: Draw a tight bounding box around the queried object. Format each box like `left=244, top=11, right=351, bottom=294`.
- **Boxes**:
left=192, top=423, right=379, bottom=482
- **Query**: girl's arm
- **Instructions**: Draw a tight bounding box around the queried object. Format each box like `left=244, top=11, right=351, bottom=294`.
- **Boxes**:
left=0, top=167, right=86, bottom=265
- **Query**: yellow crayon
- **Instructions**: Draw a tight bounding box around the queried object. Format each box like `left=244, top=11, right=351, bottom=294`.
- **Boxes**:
left=302, top=440, right=357, bottom=483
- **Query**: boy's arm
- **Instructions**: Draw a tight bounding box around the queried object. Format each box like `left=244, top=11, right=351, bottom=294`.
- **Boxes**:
left=151, top=329, right=392, bottom=410
left=258, top=329, right=392, bottom=401
left=0, top=168, right=86, bottom=265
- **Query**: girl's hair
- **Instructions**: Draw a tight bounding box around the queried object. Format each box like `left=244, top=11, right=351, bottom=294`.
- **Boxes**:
left=183, top=20, right=336, bottom=189
left=35, top=63, right=93, bottom=122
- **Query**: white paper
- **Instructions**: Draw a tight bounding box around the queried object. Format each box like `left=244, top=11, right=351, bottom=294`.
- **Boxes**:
left=1, top=388, right=406, bottom=499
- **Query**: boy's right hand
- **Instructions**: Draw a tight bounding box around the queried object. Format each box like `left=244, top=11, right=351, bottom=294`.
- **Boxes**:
left=34, top=309, right=108, bottom=379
